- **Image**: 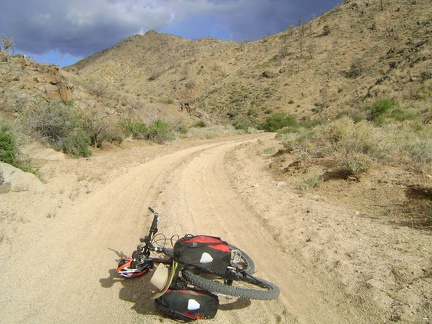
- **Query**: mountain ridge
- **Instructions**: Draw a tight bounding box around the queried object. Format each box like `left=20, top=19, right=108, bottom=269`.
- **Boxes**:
left=65, top=0, right=432, bottom=124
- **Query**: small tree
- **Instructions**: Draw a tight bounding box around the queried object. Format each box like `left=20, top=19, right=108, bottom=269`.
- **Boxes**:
left=1, top=34, right=15, bottom=53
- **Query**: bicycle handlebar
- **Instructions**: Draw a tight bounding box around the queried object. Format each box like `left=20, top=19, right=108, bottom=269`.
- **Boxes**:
left=148, top=207, right=159, bottom=236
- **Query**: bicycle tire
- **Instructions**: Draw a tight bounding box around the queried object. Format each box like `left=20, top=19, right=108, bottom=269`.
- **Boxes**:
left=182, top=270, right=280, bottom=300
left=228, top=245, right=255, bottom=275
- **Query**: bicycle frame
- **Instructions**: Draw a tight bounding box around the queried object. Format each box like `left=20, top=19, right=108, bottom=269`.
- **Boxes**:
left=116, top=207, right=279, bottom=300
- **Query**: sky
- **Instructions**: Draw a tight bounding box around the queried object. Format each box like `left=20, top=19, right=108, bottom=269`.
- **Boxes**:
left=0, top=0, right=341, bottom=67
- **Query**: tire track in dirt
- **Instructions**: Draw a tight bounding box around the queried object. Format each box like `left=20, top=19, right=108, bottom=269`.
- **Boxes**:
left=157, top=134, right=296, bottom=323
left=1, top=134, right=275, bottom=323
left=1, top=132, right=396, bottom=323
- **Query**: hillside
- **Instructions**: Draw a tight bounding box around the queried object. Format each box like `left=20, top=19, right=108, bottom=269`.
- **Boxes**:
left=1, top=0, right=432, bottom=322
left=66, top=0, right=432, bottom=125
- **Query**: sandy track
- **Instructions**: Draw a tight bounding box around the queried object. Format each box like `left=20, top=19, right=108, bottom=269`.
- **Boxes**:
left=1, top=134, right=430, bottom=323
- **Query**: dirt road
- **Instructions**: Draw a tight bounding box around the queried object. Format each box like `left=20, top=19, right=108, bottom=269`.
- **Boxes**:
left=1, top=133, right=431, bottom=323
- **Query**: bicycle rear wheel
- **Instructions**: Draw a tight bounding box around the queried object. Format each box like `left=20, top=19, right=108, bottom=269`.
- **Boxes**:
left=182, top=269, right=279, bottom=300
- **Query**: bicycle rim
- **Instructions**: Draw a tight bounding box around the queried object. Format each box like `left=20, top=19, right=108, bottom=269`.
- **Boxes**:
left=228, top=245, right=255, bottom=275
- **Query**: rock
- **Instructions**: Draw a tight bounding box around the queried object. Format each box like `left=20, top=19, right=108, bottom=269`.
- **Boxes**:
left=22, top=143, right=65, bottom=161
left=276, top=181, right=287, bottom=187
left=261, top=70, right=279, bottom=78
left=0, top=163, right=45, bottom=193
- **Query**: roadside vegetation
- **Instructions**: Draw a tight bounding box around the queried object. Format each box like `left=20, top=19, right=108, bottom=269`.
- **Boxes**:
left=0, top=121, right=35, bottom=173
left=269, top=98, right=431, bottom=171
left=267, top=98, right=432, bottom=227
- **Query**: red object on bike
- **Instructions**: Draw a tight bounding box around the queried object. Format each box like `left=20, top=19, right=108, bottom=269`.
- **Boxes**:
left=116, top=257, right=150, bottom=278
left=174, top=235, right=231, bottom=274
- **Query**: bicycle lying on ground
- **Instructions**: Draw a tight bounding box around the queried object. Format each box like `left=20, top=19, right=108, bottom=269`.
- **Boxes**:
left=116, top=207, right=279, bottom=320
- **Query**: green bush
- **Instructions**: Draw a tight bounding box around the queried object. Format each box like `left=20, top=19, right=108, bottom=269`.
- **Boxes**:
left=0, top=121, right=35, bottom=173
left=62, top=129, right=92, bottom=157
left=0, top=121, right=19, bottom=166
left=370, top=98, right=394, bottom=120
left=120, top=118, right=148, bottom=139
left=341, top=154, right=372, bottom=175
left=260, top=112, right=298, bottom=132
left=232, top=117, right=253, bottom=132
left=389, top=108, right=418, bottom=122
left=192, top=120, right=206, bottom=128
left=146, top=119, right=177, bottom=143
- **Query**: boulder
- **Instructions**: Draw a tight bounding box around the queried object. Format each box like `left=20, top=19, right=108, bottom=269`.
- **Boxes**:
left=0, top=163, right=45, bottom=193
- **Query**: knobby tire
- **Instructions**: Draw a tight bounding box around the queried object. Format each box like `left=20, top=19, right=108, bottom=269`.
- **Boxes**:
left=182, top=270, right=280, bottom=300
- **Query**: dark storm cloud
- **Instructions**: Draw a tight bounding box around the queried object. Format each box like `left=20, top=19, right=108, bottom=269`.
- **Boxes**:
left=0, top=0, right=341, bottom=59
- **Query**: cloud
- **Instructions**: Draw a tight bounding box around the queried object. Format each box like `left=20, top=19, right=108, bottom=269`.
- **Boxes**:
left=0, top=0, right=340, bottom=62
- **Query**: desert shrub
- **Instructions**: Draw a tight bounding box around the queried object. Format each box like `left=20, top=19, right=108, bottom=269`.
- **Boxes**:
left=369, top=98, right=394, bottom=120
left=315, top=118, right=378, bottom=156
left=186, top=125, right=242, bottom=139
left=82, top=113, right=124, bottom=147
left=62, top=128, right=92, bottom=157
left=345, top=57, right=365, bottom=78
left=86, top=81, right=111, bottom=97
left=299, top=118, right=327, bottom=129
left=186, top=127, right=218, bottom=139
left=389, top=108, right=418, bottom=122
left=174, top=123, right=189, bottom=135
left=0, top=121, right=19, bottom=165
left=22, top=103, right=78, bottom=146
left=191, top=120, right=206, bottom=128
left=298, top=175, right=323, bottom=192
left=277, top=125, right=301, bottom=135
left=260, top=112, right=298, bottom=132
left=279, top=128, right=315, bottom=153
left=341, top=154, right=372, bottom=175
left=322, top=25, right=331, bottom=36
left=0, top=121, right=35, bottom=173
left=1, top=34, right=14, bottom=53
left=400, top=131, right=432, bottom=164
left=120, top=118, right=148, bottom=139
left=146, top=119, right=177, bottom=143
left=232, top=117, right=253, bottom=132
left=20, top=103, right=92, bottom=157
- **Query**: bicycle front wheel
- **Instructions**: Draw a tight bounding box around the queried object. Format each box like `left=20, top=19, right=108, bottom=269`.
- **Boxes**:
left=229, top=245, right=255, bottom=275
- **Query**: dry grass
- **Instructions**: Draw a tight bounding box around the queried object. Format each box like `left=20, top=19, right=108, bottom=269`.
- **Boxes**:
left=279, top=116, right=432, bottom=167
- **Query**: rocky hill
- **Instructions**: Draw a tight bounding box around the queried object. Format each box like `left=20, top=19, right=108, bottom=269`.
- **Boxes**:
left=65, top=0, right=432, bottom=125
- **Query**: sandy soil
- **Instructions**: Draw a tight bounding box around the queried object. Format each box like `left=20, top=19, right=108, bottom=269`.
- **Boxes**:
left=0, top=133, right=431, bottom=323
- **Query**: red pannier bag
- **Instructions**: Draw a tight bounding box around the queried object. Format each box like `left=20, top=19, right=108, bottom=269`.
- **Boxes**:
left=174, top=235, right=231, bottom=274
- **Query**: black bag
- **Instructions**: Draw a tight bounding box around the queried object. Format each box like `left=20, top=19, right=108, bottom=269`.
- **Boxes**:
left=174, top=235, right=231, bottom=274
left=155, top=288, right=219, bottom=321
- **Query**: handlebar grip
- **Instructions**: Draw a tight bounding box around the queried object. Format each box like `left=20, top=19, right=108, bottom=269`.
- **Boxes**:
left=148, top=207, right=156, bottom=214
